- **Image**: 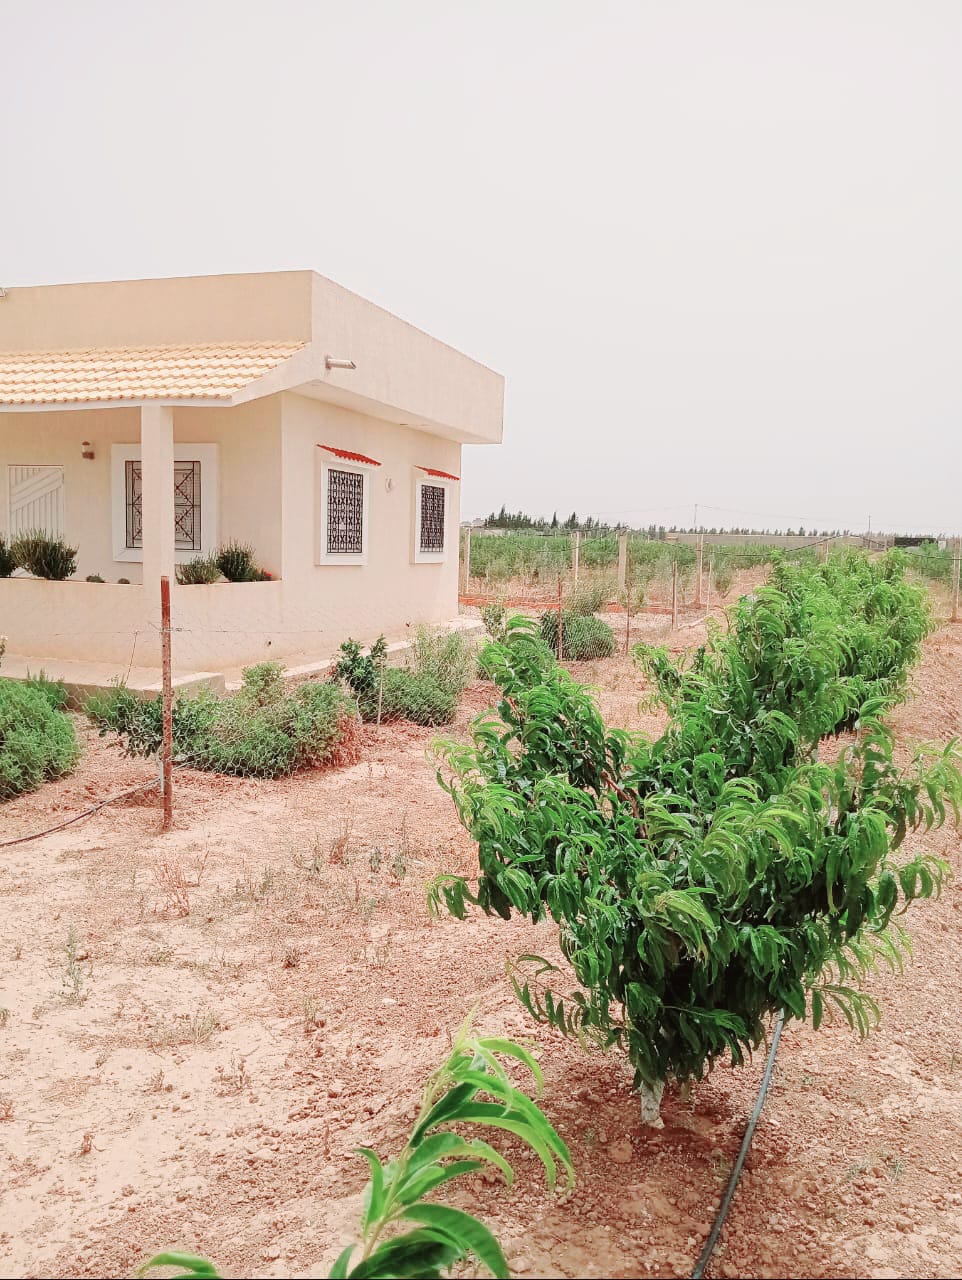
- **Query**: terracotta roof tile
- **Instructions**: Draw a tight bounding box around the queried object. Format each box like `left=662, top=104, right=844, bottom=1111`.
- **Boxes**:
left=0, top=341, right=305, bottom=405
left=418, top=466, right=460, bottom=481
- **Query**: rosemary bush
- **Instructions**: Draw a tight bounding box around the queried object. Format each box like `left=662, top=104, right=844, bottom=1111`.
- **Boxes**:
left=0, top=677, right=79, bottom=800
left=87, top=664, right=359, bottom=778
left=10, top=530, right=77, bottom=580
left=432, top=554, right=961, bottom=1121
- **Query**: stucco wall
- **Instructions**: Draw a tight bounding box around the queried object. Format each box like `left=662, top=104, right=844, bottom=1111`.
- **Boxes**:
left=0, top=394, right=464, bottom=670
left=0, top=403, right=282, bottom=585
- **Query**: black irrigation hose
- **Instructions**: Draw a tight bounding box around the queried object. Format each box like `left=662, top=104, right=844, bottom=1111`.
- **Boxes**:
left=691, top=1010, right=786, bottom=1280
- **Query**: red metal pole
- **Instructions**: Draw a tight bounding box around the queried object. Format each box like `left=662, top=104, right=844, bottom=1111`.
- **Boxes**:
left=160, top=575, right=173, bottom=832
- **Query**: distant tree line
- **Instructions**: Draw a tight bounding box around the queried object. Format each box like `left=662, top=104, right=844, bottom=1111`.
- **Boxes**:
left=482, top=508, right=860, bottom=537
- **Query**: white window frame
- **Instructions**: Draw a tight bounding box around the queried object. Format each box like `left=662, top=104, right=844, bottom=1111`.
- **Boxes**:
left=110, top=443, right=219, bottom=564
left=412, top=472, right=457, bottom=565
left=317, top=455, right=376, bottom=567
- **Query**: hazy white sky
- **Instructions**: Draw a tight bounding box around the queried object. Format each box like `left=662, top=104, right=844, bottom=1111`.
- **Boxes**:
left=2, top=1, right=959, bottom=532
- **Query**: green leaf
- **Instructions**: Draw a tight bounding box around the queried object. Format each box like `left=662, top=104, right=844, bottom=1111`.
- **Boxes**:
left=137, top=1254, right=222, bottom=1279
left=403, top=1204, right=509, bottom=1279
left=355, top=1148, right=385, bottom=1231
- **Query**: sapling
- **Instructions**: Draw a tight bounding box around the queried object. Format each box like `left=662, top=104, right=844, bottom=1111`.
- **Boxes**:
left=432, top=555, right=962, bottom=1124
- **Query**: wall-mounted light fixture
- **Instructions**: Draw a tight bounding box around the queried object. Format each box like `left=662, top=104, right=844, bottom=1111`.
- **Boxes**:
left=81, top=440, right=95, bottom=460
left=325, top=355, right=357, bottom=371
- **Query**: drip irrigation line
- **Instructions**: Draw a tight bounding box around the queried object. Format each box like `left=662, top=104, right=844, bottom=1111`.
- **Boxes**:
left=691, top=1010, right=785, bottom=1280
left=0, top=766, right=188, bottom=849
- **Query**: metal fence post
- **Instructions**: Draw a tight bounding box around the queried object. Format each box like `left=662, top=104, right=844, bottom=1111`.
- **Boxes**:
left=160, top=575, right=173, bottom=832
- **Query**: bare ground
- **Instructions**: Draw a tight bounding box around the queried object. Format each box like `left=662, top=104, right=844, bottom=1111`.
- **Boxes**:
left=1, top=600, right=961, bottom=1280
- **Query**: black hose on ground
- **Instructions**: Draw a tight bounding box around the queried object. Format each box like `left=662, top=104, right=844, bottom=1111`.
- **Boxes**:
left=691, top=1011, right=785, bottom=1279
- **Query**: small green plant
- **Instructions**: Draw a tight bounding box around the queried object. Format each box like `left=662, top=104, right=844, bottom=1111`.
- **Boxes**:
left=539, top=610, right=616, bottom=660
left=0, top=677, right=79, bottom=800
left=480, top=601, right=508, bottom=643
left=408, top=626, right=477, bottom=695
left=137, top=1021, right=572, bottom=1280
left=214, top=541, right=258, bottom=582
left=85, top=573, right=105, bottom=583
left=0, top=538, right=15, bottom=577
left=117, top=578, right=131, bottom=584
left=176, top=556, right=221, bottom=585
left=11, top=530, right=77, bottom=580
left=58, top=928, right=89, bottom=1006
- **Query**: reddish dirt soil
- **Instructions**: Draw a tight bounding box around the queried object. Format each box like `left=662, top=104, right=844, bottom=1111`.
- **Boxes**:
left=1, top=588, right=961, bottom=1280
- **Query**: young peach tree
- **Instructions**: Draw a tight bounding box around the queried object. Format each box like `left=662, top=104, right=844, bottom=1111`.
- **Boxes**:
left=432, top=555, right=961, bottom=1122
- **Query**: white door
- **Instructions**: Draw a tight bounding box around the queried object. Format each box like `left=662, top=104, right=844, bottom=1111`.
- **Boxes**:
left=8, top=465, right=65, bottom=537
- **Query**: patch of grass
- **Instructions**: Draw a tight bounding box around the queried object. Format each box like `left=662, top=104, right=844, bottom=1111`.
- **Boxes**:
left=302, top=995, right=324, bottom=1032
left=149, top=1008, right=219, bottom=1050
left=57, top=929, right=90, bottom=1006
left=214, top=1053, right=251, bottom=1096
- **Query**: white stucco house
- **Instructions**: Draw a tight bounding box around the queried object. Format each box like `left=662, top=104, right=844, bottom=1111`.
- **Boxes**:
left=0, top=271, right=503, bottom=679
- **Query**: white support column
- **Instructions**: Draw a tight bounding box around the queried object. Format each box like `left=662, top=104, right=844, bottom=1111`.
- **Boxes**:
left=140, top=404, right=175, bottom=589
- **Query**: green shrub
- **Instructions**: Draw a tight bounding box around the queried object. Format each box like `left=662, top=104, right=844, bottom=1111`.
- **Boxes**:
left=539, top=610, right=616, bottom=660
left=334, top=635, right=461, bottom=725
left=480, top=602, right=508, bottom=643
left=214, top=541, right=257, bottom=582
left=176, top=556, right=221, bottom=585
left=22, top=671, right=69, bottom=710
left=433, top=555, right=960, bottom=1122
left=11, top=530, right=77, bottom=580
left=408, top=626, right=476, bottom=695
left=0, top=538, right=16, bottom=577
left=85, top=573, right=105, bottom=583
left=0, top=679, right=79, bottom=800
left=86, top=665, right=359, bottom=778
left=567, top=576, right=616, bottom=616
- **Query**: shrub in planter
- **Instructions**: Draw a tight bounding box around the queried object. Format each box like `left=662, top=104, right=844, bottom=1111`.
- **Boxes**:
left=176, top=556, right=221, bottom=585
left=539, top=610, right=616, bottom=660
left=11, top=531, right=77, bottom=580
left=85, top=574, right=105, bottom=583
left=215, top=541, right=258, bottom=582
left=0, top=678, right=79, bottom=800
left=0, top=537, right=15, bottom=578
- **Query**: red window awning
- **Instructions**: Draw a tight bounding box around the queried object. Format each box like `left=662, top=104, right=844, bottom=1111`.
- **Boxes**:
left=320, top=444, right=381, bottom=466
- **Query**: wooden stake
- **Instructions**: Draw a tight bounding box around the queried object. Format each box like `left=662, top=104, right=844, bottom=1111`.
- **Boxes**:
left=671, top=560, right=678, bottom=630
left=160, top=574, right=173, bottom=833
left=952, top=537, right=961, bottom=623
left=695, top=533, right=704, bottom=607
left=705, top=557, right=713, bottom=619
left=556, top=573, right=564, bottom=660
left=572, top=529, right=580, bottom=584
left=460, top=526, right=472, bottom=594
left=617, top=530, right=628, bottom=590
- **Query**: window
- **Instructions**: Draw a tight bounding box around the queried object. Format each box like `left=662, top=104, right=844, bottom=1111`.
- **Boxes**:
left=419, top=484, right=445, bottom=553
left=412, top=470, right=457, bottom=563
left=327, top=468, right=365, bottom=556
left=124, top=460, right=202, bottom=551
left=111, top=444, right=218, bottom=564
left=317, top=450, right=376, bottom=566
